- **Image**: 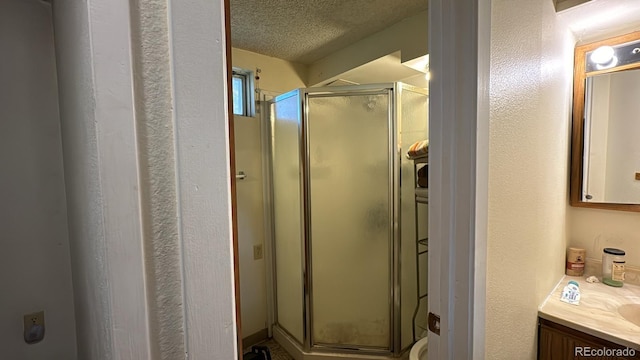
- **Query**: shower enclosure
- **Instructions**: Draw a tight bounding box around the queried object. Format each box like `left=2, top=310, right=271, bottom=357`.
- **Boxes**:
left=268, top=83, right=428, bottom=357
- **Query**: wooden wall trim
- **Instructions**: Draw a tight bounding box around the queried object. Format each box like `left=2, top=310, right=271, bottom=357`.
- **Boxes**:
left=223, top=0, right=243, bottom=356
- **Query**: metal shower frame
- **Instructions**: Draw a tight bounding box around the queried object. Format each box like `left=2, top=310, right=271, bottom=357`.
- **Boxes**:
left=264, top=82, right=428, bottom=357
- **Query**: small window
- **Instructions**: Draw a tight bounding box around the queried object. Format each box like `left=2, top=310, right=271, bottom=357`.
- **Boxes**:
left=232, top=68, right=254, bottom=117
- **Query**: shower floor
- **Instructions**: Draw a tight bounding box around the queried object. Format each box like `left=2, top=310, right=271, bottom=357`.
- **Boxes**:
left=251, top=338, right=294, bottom=360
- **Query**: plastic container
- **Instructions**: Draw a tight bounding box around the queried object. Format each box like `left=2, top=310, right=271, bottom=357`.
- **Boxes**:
left=560, top=280, right=581, bottom=305
left=566, top=247, right=586, bottom=276
left=602, top=248, right=625, bottom=287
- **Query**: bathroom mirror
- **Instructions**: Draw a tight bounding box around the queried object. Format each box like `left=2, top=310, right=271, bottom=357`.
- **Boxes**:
left=570, top=30, right=640, bottom=212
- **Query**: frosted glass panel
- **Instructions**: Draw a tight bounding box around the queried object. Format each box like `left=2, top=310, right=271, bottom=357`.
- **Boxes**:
left=398, top=88, right=429, bottom=347
left=307, top=93, right=391, bottom=349
left=272, top=92, right=304, bottom=343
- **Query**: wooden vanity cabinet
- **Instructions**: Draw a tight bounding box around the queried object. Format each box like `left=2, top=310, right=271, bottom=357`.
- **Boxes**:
left=538, top=318, right=640, bottom=359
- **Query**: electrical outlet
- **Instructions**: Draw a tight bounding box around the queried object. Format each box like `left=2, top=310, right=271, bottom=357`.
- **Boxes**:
left=253, top=244, right=263, bottom=260
left=24, top=311, right=45, bottom=344
left=635, top=172, right=640, bottom=181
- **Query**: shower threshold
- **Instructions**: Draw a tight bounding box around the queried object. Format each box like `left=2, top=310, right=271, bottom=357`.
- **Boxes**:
left=272, top=326, right=410, bottom=360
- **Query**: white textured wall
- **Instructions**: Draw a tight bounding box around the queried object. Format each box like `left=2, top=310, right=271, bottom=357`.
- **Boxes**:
left=487, top=0, right=574, bottom=358
left=129, top=0, right=185, bottom=358
left=0, top=1, right=77, bottom=358
left=569, top=209, right=640, bottom=267
left=232, top=48, right=306, bottom=340
left=52, top=0, right=151, bottom=358
left=233, top=48, right=308, bottom=92
left=235, top=116, right=269, bottom=339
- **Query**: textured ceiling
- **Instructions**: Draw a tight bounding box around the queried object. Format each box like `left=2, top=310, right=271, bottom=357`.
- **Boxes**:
left=230, top=0, right=428, bottom=64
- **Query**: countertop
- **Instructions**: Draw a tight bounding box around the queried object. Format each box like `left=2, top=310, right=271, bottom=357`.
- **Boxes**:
left=539, top=275, right=640, bottom=350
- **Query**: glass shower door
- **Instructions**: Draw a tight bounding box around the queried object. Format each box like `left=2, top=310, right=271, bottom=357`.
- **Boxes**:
left=271, top=91, right=304, bottom=343
left=306, top=91, right=392, bottom=349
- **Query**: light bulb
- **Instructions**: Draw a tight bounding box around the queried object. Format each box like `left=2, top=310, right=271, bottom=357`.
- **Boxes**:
left=596, top=56, right=618, bottom=70
left=591, top=46, right=615, bottom=65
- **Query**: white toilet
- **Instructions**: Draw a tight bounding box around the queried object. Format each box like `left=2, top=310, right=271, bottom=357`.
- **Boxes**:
left=409, top=336, right=428, bottom=360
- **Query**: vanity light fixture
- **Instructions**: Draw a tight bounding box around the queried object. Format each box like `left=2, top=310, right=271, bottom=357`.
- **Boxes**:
left=590, top=45, right=614, bottom=63
left=596, top=56, right=618, bottom=70
left=590, top=45, right=618, bottom=70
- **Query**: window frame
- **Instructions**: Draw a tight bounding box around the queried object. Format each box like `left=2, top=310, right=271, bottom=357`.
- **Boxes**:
left=231, top=67, right=255, bottom=117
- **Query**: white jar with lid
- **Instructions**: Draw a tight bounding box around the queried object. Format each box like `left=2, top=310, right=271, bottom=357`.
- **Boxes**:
left=602, top=248, right=625, bottom=287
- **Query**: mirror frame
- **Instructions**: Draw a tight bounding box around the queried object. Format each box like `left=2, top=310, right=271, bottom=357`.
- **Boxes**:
left=570, top=30, right=640, bottom=212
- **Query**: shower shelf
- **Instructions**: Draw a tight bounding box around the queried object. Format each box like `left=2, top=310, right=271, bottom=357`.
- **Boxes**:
left=411, top=155, right=429, bottom=342
left=415, top=188, right=429, bottom=204
left=410, top=154, right=428, bottom=164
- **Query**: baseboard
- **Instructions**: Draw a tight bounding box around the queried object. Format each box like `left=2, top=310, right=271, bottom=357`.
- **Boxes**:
left=243, top=328, right=269, bottom=350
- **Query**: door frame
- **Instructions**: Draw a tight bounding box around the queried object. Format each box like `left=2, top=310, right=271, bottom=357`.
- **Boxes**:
left=165, top=0, right=491, bottom=358
left=168, top=0, right=240, bottom=358
left=427, top=0, right=489, bottom=359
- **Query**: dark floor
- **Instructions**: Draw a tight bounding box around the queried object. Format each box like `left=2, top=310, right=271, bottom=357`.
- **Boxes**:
left=247, top=338, right=294, bottom=360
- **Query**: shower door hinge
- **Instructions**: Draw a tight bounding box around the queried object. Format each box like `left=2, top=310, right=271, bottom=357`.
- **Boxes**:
left=428, top=312, right=440, bottom=335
